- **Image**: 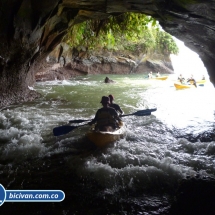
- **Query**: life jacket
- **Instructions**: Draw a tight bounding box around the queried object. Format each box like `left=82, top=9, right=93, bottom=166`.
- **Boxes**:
left=109, top=103, right=120, bottom=114
left=96, top=109, right=117, bottom=127
left=189, top=80, right=194, bottom=85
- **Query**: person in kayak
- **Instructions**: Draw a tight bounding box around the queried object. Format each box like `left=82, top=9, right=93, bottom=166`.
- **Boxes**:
left=178, top=74, right=185, bottom=83
left=187, top=74, right=197, bottom=87
left=148, top=71, right=153, bottom=79
left=108, top=94, right=124, bottom=116
left=104, top=77, right=114, bottom=83
left=156, top=71, right=160, bottom=77
left=88, top=96, right=122, bottom=131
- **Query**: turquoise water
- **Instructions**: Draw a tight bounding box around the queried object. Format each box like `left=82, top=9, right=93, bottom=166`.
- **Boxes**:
left=0, top=74, right=215, bottom=214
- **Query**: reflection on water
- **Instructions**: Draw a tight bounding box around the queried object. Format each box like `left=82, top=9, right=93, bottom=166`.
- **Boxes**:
left=0, top=74, right=215, bottom=214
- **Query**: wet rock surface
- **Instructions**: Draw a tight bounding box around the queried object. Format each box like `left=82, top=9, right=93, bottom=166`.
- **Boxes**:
left=170, top=175, right=215, bottom=215
left=176, top=131, right=215, bottom=143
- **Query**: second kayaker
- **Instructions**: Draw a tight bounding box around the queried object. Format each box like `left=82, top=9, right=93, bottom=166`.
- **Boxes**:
left=108, top=94, right=124, bottom=116
left=156, top=71, right=161, bottom=77
left=178, top=74, right=185, bottom=84
left=88, top=96, right=122, bottom=131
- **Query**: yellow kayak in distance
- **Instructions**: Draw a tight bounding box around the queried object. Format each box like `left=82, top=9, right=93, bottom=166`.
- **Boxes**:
left=196, top=80, right=206, bottom=84
left=149, top=76, right=168, bottom=80
left=86, top=123, right=126, bottom=147
left=154, top=76, right=168, bottom=80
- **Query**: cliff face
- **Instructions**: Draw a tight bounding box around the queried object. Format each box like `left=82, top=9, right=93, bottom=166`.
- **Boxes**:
left=0, top=0, right=215, bottom=107
left=35, top=43, right=174, bottom=81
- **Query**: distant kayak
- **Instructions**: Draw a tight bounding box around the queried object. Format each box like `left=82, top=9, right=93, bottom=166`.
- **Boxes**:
left=86, top=123, right=126, bottom=147
left=152, top=76, right=168, bottom=80
left=196, top=80, right=206, bottom=84
left=174, top=82, right=196, bottom=89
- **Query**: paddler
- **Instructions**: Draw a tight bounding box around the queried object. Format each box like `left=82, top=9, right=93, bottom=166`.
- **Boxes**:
left=187, top=74, right=197, bottom=87
left=88, top=96, right=122, bottom=131
left=178, top=74, right=185, bottom=83
left=108, top=94, right=124, bottom=116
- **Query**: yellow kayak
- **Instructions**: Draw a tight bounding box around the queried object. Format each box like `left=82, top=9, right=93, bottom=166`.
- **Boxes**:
left=196, top=80, right=206, bottom=84
left=174, top=82, right=196, bottom=89
left=153, top=76, right=168, bottom=80
left=86, top=123, right=126, bottom=147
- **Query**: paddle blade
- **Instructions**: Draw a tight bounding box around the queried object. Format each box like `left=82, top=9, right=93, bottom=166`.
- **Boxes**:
left=130, top=108, right=157, bottom=116
left=122, top=111, right=152, bottom=117
left=135, top=112, right=151, bottom=116
left=140, top=108, right=157, bottom=113
left=53, top=125, right=77, bottom=136
left=149, top=108, right=157, bottom=112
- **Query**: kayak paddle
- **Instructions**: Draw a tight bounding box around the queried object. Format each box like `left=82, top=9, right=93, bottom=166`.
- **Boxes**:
left=53, top=124, right=87, bottom=136
left=53, top=108, right=156, bottom=137
left=68, top=108, right=157, bottom=123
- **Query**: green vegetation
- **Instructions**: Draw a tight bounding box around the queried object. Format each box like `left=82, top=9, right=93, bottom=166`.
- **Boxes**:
left=66, top=13, right=179, bottom=56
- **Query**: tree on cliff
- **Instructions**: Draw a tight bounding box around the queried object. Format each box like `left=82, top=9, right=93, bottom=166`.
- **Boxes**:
left=65, top=13, right=179, bottom=56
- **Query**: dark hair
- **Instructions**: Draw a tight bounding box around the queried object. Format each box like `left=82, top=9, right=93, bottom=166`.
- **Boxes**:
left=100, top=96, right=110, bottom=104
left=108, top=94, right=114, bottom=100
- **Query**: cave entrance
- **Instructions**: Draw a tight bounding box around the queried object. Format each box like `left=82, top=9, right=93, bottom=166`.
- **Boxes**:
left=170, top=37, right=208, bottom=82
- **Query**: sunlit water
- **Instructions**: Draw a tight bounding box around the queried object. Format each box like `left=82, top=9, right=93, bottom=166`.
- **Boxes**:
left=0, top=74, right=215, bottom=214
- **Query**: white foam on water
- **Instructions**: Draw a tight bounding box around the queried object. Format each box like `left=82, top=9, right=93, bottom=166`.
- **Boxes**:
left=64, top=116, right=215, bottom=191
left=0, top=109, right=54, bottom=162
left=66, top=148, right=197, bottom=192
left=0, top=133, right=47, bottom=161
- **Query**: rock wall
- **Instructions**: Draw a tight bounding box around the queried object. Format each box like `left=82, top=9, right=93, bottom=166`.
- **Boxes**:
left=35, top=43, right=174, bottom=81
